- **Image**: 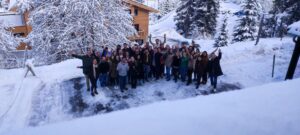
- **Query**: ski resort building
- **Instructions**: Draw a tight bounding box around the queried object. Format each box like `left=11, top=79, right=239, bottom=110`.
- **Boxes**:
left=124, top=0, right=159, bottom=44
left=0, top=0, right=158, bottom=50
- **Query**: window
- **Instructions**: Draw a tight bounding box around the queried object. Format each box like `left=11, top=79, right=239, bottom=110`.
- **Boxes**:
left=134, top=8, right=138, bottom=16
left=126, top=9, right=131, bottom=15
left=13, top=33, right=25, bottom=37
left=134, top=24, right=140, bottom=31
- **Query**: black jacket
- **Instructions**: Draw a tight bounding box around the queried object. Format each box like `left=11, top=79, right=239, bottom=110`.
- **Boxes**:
left=208, top=52, right=223, bottom=77
left=172, top=55, right=181, bottom=68
left=72, top=54, right=94, bottom=75
left=98, top=61, right=110, bottom=74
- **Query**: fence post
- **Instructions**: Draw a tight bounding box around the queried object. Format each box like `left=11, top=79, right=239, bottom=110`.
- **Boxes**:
left=272, top=54, right=276, bottom=78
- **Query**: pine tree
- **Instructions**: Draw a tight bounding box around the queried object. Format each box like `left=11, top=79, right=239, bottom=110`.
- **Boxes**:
left=269, top=0, right=300, bottom=37
left=18, top=0, right=136, bottom=64
left=159, top=0, right=176, bottom=17
left=214, top=17, right=228, bottom=47
left=286, top=0, right=300, bottom=25
left=174, top=0, right=196, bottom=38
left=193, top=0, right=220, bottom=38
left=232, top=0, right=259, bottom=42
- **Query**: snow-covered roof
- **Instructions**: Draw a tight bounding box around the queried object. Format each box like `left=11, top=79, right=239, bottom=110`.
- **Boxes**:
left=124, top=0, right=159, bottom=13
left=288, top=21, right=300, bottom=36
left=0, top=13, right=25, bottom=27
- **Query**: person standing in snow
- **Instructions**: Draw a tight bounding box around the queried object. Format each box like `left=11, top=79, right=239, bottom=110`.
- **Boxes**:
left=172, top=52, right=181, bottom=83
left=149, top=34, right=167, bottom=47
left=117, top=57, right=129, bottom=92
left=208, top=48, right=223, bottom=92
left=72, top=50, right=94, bottom=91
left=195, top=51, right=209, bottom=89
left=180, top=52, right=189, bottom=82
left=129, top=57, right=138, bottom=89
left=89, top=59, right=99, bottom=96
left=98, top=57, right=110, bottom=88
left=186, top=52, right=195, bottom=86
left=165, top=48, right=173, bottom=81
left=136, top=54, right=144, bottom=84
left=109, top=53, right=119, bottom=89
left=142, top=49, right=151, bottom=82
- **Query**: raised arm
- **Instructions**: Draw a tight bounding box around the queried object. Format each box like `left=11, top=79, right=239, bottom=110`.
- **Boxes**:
left=209, top=48, right=219, bottom=57
left=162, top=34, right=167, bottom=45
left=148, top=34, right=156, bottom=46
left=72, top=54, right=84, bottom=60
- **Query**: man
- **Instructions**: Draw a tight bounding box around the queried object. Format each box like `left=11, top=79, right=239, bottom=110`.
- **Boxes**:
left=117, top=57, right=129, bottom=92
left=98, top=57, right=110, bottom=88
left=72, top=50, right=94, bottom=91
left=149, top=34, right=167, bottom=47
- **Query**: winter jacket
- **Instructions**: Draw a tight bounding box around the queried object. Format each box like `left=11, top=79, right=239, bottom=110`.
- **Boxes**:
left=208, top=52, right=223, bottom=77
left=154, top=52, right=163, bottom=66
left=165, top=53, right=173, bottom=67
left=98, top=61, right=110, bottom=74
left=117, top=62, right=129, bottom=77
left=129, top=62, right=138, bottom=78
left=172, top=55, right=181, bottom=68
left=195, top=59, right=208, bottom=75
left=143, top=54, right=152, bottom=65
left=188, top=56, right=194, bottom=69
left=180, top=56, right=189, bottom=68
left=109, top=59, right=118, bottom=78
left=72, top=54, right=94, bottom=75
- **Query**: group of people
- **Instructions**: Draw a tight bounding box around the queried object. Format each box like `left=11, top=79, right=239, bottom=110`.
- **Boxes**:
left=72, top=35, right=223, bottom=96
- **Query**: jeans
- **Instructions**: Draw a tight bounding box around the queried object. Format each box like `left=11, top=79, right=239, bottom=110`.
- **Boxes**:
left=144, top=65, right=150, bottom=81
left=84, top=74, right=90, bottom=90
left=172, top=67, right=179, bottom=82
left=119, top=75, right=127, bottom=91
left=166, top=67, right=171, bottom=80
left=180, top=67, right=188, bottom=82
left=99, top=73, right=108, bottom=87
left=210, top=75, right=218, bottom=89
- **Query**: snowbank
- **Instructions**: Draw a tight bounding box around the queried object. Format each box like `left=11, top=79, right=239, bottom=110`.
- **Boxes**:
left=288, top=21, right=300, bottom=36
left=7, top=78, right=300, bottom=135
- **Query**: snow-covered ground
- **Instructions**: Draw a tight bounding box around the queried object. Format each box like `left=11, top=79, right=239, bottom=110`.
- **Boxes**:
left=7, top=78, right=300, bottom=135
left=1, top=1, right=300, bottom=134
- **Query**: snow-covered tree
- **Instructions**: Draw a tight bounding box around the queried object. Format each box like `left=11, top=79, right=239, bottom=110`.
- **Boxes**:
left=158, top=0, right=177, bottom=17
left=232, top=0, right=259, bottom=42
left=0, top=21, right=18, bottom=68
left=15, top=0, right=33, bottom=13
left=174, top=0, right=196, bottom=38
left=193, top=0, right=220, bottom=38
left=214, top=17, right=228, bottom=47
left=19, top=0, right=136, bottom=64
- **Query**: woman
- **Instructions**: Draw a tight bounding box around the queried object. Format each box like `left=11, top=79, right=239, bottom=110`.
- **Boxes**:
left=129, top=57, right=138, bottom=89
left=195, top=51, right=209, bottom=89
left=109, top=54, right=119, bottom=89
left=180, top=52, right=189, bottom=82
left=164, top=49, right=173, bottom=81
left=186, top=53, right=195, bottom=86
left=89, top=59, right=99, bottom=96
left=143, top=50, right=151, bottom=82
left=172, top=52, right=181, bottom=83
left=136, top=55, right=144, bottom=84
left=208, top=48, right=223, bottom=92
